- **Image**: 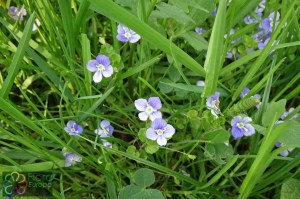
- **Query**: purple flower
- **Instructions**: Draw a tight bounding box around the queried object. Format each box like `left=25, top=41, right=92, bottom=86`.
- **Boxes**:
left=195, top=27, right=206, bottom=34
left=86, top=54, right=113, bottom=83
left=231, top=116, right=255, bottom=139
left=244, top=15, right=258, bottom=24
left=146, top=118, right=175, bottom=146
left=240, top=87, right=250, bottom=98
left=64, top=152, right=82, bottom=167
left=116, top=24, right=141, bottom=43
left=212, top=8, right=217, bottom=16
left=261, top=12, right=280, bottom=32
left=206, top=92, right=220, bottom=118
left=94, top=120, right=114, bottom=138
left=134, top=97, right=162, bottom=121
left=8, top=6, right=27, bottom=21
left=197, top=80, right=205, bottom=87
left=281, top=108, right=298, bottom=120
left=102, top=140, right=112, bottom=148
left=275, top=142, right=294, bottom=157
left=64, top=121, right=83, bottom=136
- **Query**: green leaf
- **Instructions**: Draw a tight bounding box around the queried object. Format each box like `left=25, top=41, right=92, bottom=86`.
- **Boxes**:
left=134, top=168, right=155, bottom=187
left=277, top=121, right=300, bottom=148
left=151, top=2, right=194, bottom=25
left=168, top=66, right=181, bottom=82
left=203, top=129, right=231, bottom=143
left=203, top=0, right=226, bottom=97
left=158, top=78, right=174, bottom=94
left=204, top=143, right=233, bottom=165
left=0, top=13, right=34, bottom=98
left=262, top=99, right=286, bottom=127
left=143, top=189, right=165, bottom=199
left=180, top=31, right=208, bottom=51
left=138, top=128, right=147, bottom=143
left=281, top=178, right=300, bottom=199
left=118, top=185, right=144, bottom=199
left=145, top=142, right=159, bottom=154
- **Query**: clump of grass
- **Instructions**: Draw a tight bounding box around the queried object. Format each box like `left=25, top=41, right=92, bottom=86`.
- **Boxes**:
left=0, top=0, right=300, bottom=198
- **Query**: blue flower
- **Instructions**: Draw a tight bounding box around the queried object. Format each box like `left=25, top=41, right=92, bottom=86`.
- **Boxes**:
left=275, top=142, right=294, bottom=157
left=64, top=121, right=83, bottom=136
left=240, top=87, right=250, bottom=98
left=281, top=108, right=299, bottom=120
left=206, top=92, right=220, bottom=118
left=261, top=12, right=280, bottom=32
left=116, top=24, right=141, bottom=43
left=196, top=80, right=205, bottom=87
left=195, top=27, right=206, bottom=34
left=94, top=120, right=114, bottom=138
left=146, top=118, right=175, bottom=146
left=134, top=97, right=162, bottom=121
left=64, top=153, right=82, bottom=167
left=86, top=54, right=113, bottom=83
left=244, top=15, right=258, bottom=24
left=8, top=6, right=27, bottom=21
left=231, top=116, right=255, bottom=139
left=102, top=140, right=112, bottom=148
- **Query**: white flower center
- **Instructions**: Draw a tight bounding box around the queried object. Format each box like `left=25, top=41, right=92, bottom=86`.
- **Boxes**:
left=237, top=122, right=244, bottom=129
left=124, top=32, right=132, bottom=38
left=104, top=128, right=110, bottom=135
left=97, top=64, right=104, bottom=70
left=156, top=129, right=164, bottom=135
left=146, top=105, right=154, bottom=114
left=71, top=127, right=76, bottom=132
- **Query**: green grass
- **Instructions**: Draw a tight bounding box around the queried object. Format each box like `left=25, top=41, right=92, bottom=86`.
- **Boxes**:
left=0, top=0, right=300, bottom=198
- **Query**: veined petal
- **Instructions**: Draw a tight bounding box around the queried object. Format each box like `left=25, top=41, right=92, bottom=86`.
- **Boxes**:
left=117, top=24, right=125, bottom=34
left=232, top=126, right=244, bottom=139
left=149, top=111, right=162, bottom=121
left=151, top=118, right=167, bottom=129
left=148, top=97, right=162, bottom=110
left=66, top=120, right=75, bottom=128
left=102, top=65, right=113, bottom=77
left=157, top=135, right=167, bottom=146
left=129, top=34, right=141, bottom=43
left=138, top=112, right=148, bottom=121
left=243, top=124, right=255, bottom=136
left=100, top=120, right=110, bottom=129
left=164, top=124, right=175, bottom=138
left=243, top=117, right=252, bottom=123
left=134, top=99, right=147, bottom=111
left=93, top=70, right=103, bottom=83
left=146, top=128, right=158, bottom=140
left=96, top=55, right=110, bottom=66
left=117, top=34, right=129, bottom=42
left=86, top=60, right=98, bottom=72
left=231, top=116, right=242, bottom=126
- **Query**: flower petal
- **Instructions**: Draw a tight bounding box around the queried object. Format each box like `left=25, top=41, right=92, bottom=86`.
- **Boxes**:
left=149, top=111, right=162, bottom=121
left=117, top=24, right=125, bottom=33
left=86, top=60, right=98, bottom=72
left=138, top=112, right=148, bottom=121
left=157, top=135, right=167, bottom=146
left=146, top=128, right=158, bottom=140
left=148, top=97, right=162, bottom=110
left=151, top=118, right=167, bottom=130
left=231, top=116, right=242, bottom=126
left=134, top=99, right=147, bottom=111
left=102, top=65, right=113, bottom=77
left=100, top=120, right=110, bottom=129
left=243, top=124, right=255, bottom=136
left=96, top=55, right=110, bottom=66
left=231, top=126, right=244, bottom=139
left=243, top=117, right=252, bottom=123
left=164, top=124, right=175, bottom=138
left=93, top=70, right=103, bottom=83
left=128, top=34, right=141, bottom=43
left=117, top=34, right=129, bottom=42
